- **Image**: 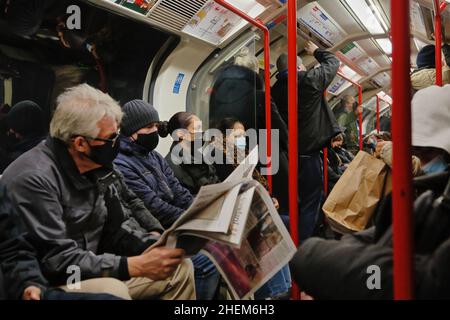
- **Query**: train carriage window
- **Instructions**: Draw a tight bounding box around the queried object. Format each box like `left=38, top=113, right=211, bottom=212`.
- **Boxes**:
left=187, top=31, right=260, bottom=131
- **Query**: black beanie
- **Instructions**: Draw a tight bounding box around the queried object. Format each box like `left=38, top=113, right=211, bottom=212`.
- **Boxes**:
left=7, top=100, right=44, bottom=136
left=121, top=100, right=160, bottom=137
left=416, top=45, right=435, bottom=69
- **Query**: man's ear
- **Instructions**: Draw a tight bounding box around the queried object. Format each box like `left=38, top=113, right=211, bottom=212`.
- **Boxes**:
left=72, top=136, right=89, bottom=153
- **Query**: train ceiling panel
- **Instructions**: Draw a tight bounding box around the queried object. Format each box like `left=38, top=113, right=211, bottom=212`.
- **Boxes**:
left=89, top=0, right=273, bottom=46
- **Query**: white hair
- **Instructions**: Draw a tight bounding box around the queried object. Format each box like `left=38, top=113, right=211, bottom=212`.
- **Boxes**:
left=234, top=47, right=260, bottom=73
left=50, top=83, right=123, bottom=143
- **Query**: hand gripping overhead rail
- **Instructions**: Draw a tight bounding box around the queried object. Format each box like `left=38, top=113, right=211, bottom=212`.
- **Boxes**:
left=214, top=0, right=273, bottom=193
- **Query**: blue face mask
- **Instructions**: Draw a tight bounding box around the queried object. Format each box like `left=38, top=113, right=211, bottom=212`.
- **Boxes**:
left=422, top=155, right=448, bottom=175
left=235, top=136, right=246, bottom=150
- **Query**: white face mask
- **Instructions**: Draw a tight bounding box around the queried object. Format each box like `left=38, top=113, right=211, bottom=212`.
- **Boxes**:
left=235, top=136, right=246, bottom=150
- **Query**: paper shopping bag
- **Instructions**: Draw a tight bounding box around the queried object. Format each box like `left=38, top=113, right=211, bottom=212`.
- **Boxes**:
left=323, top=151, right=392, bottom=234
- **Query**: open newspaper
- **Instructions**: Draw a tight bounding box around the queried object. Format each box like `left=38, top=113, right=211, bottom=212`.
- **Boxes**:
left=147, top=148, right=296, bottom=300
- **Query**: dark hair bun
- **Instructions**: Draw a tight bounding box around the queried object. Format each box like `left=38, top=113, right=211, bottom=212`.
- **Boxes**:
left=157, top=121, right=169, bottom=138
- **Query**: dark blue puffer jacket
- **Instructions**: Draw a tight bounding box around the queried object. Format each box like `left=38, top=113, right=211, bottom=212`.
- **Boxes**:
left=114, top=137, right=193, bottom=229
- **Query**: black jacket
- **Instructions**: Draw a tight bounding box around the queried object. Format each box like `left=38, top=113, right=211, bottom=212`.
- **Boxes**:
left=115, top=138, right=193, bottom=229
left=0, top=183, right=48, bottom=299
left=272, top=49, right=341, bottom=155
left=209, top=65, right=289, bottom=152
left=0, top=137, right=163, bottom=286
left=165, top=146, right=220, bottom=195
left=290, top=171, right=450, bottom=299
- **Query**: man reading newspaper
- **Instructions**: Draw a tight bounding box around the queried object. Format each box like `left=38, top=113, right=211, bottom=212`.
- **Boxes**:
left=148, top=148, right=296, bottom=299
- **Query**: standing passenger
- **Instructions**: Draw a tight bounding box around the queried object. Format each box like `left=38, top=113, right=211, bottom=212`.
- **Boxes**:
left=272, top=41, right=341, bottom=242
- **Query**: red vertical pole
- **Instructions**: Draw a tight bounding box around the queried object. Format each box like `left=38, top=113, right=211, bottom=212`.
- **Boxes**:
left=214, top=0, right=272, bottom=192
left=434, top=0, right=443, bottom=86
left=391, top=0, right=414, bottom=300
left=323, top=147, right=328, bottom=197
left=288, top=0, right=300, bottom=300
left=376, top=95, right=381, bottom=133
left=263, top=26, right=273, bottom=193
left=358, top=86, right=363, bottom=150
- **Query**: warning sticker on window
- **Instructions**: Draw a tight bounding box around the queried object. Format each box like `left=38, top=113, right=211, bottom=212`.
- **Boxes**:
left=173, top=73, right=185, bottom=94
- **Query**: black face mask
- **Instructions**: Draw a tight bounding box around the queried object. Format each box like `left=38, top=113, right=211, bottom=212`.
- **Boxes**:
left=135, top=131, right=159, bottom=152
left=86, top=140, right=120, bottom=166
left=5, top=132, right=21, bottom=149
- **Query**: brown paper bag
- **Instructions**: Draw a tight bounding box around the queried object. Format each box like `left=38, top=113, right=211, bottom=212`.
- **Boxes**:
left=323, top=151, right=392, bottom=234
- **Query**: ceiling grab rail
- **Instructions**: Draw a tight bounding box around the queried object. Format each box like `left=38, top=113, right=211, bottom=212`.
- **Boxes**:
left=214, top=0, right=273, bottom=193
left=391, top=0, right=414, bottom=300
left=335, top=71, right=363, bottom=151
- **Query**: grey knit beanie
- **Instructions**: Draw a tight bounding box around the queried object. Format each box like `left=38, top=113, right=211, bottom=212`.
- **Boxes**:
left=121, top=100, right=160, bottom=137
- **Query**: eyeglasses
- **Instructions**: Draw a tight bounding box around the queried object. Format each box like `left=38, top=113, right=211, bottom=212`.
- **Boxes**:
left=77, top=130, right=121, bottom=146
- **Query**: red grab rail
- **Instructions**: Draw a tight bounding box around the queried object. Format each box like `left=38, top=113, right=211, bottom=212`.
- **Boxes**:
left=391, top=0, right=414, bottom=300
left=433, top=0, right=447, bottom=86
left=215, top=0, right=273, bottom=192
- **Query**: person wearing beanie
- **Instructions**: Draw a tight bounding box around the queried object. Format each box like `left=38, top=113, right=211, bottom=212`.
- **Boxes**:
left=114, top=100, right=221, bottom=300
left=1, top=100, right=47, bottom=173
left=411, top=44, right=450, bottom=92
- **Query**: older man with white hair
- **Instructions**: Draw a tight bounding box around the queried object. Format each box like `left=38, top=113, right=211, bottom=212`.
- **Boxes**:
left=0, top=84, right=195, bottom=300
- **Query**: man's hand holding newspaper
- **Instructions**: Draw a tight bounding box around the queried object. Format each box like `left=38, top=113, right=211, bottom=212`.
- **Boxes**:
left=147, top=147, right=296, bottom=299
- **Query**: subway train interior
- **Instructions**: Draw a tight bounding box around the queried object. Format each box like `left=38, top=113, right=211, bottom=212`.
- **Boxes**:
left=0, top=0, right=449, bottom=302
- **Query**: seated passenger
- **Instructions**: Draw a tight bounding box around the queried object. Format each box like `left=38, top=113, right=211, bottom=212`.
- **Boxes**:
left=205, top=118, right=292, bottom=300
left=331, top=133, right=354, bottom=166
left=0, top=84, right=195, bottom=300
left=165, top=111, right=220, bottom=195
left=0, top=100, right=46, bottom=173
left=290, top=84, right=450, bottom=300
left=114, top=100, right=220, bottom=300
left=411, top=44, right=450, bottom=92
left=208, top=117, right=289, bottom=216
left=0, top=198, right=124, bottom=300
left=114, top=101, right=193, bottom=228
